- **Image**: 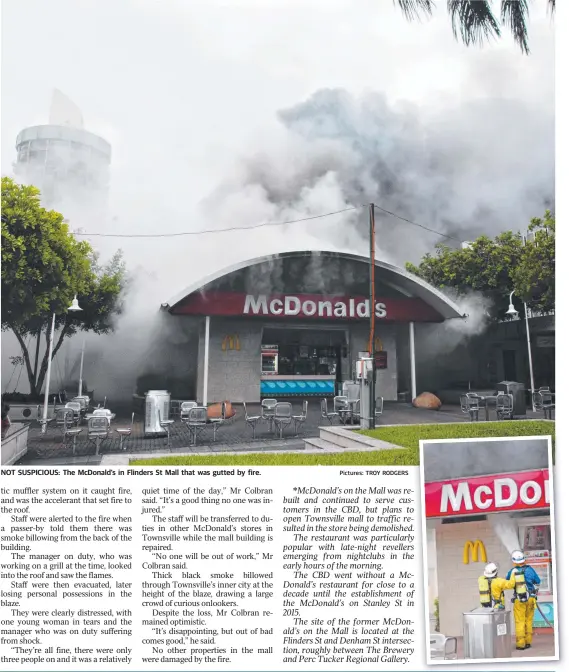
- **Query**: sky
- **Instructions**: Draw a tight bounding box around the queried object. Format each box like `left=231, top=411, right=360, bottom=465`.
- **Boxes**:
left=0, top=0, right=556, bottom=393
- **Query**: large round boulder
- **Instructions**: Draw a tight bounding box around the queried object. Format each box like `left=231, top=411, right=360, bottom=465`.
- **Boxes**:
left=208, top=401, right=236, bottom=419
left=412, top=392, right=442, bottom=410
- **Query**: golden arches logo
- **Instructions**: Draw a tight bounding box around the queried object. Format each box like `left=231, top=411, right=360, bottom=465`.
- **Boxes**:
left=221, top=334, right=240, bottom=351
left=463, top=540, right=487, bottom=564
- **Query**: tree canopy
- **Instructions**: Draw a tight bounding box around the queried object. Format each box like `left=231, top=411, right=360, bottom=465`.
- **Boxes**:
left=1, top=176, right=127, bottom=397
left=395, top=0, right=555, bottom=54
left=405, top=210, right=555, bottom=320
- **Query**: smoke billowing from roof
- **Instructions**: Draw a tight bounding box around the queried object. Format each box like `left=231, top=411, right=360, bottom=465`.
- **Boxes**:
left=1, top=2, right=554, bottom=399
left=205, top=88, right=554, bottom=266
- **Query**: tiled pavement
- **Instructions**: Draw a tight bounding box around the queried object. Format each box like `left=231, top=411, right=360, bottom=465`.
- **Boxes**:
left=15, top=400, right=553, bottom=465
left=452, top=631, right=556, bottom=660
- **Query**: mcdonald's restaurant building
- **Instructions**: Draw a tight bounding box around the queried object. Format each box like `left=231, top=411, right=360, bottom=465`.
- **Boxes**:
left=423, top=439, right=555, bottom=639
left=160, top=250, right=464, bottom=404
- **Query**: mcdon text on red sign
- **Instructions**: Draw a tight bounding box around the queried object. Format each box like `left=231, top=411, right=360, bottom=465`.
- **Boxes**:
left=424, top=469, right=550, bottom=518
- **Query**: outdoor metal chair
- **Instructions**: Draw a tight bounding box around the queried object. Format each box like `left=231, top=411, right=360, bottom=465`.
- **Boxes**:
left=243, top=402, right=261, bottom=439
left=320, top=398, right=339, bottom=424
left=429, top=633, right=458, bottom=660
left=334, top=395, right=350, bottom=424
left=261, top=398, right=278, bottom=432
left=292, top=400, right=308, bottom=435
left=115, top=412, right=135, bottom=450
left=158, top=409, right=175, bottom=446
left=180, top=401, right=198, bottom=421
left=55, top=408, right=74, bottom=431
left=186, top=406, right=208, bottom=446
left=375, top=396, right=384, bottom=420
left=56, top=408, right=83, bottom=453
left=93, top=408, right=112, bottom=417
left=72, top=396, right=89, bottom=414
left=87, top=415, right=110, bottom=455
left=538, top=390, right=555, bottom=419
left=496, top=393, right=514, bottom=420
left=273, top=402, right=293, bottom=439
left=351, top=398, right=361, bottom=423
left=460, top=394, right=480, bottom=421
left=65, top=401, right=82, bottom=425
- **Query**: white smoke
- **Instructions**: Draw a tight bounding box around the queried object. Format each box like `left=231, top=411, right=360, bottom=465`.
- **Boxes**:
left=1, top=6, right=554, bottom=399
left=490, top=513, right=522, bottom=555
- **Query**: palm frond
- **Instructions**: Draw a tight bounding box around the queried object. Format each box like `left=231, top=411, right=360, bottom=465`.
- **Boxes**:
left=501, top=0, right=530, bottom=54
left=395, top=0, right=435, bottom=21
left=447, top=0, right=501, bottom=47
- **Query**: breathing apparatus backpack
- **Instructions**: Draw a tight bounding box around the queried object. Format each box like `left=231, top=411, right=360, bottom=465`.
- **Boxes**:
left=513, top=566, right=528, bottom=603
left=478, top=576, right=500, bottom=608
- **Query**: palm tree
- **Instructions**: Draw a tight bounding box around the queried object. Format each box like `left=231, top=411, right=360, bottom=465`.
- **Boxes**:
left=396, top=0, right=555, bottom=54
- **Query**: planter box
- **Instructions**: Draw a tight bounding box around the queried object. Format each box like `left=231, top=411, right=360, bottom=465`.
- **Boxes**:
left=1, top=423, right=30, bottom=465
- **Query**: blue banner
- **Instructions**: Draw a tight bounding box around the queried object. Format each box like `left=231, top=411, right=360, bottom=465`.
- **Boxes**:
left=260, top=379, right=336, bottom=396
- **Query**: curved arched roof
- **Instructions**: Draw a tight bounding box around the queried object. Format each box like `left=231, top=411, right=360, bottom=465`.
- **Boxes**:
left=164, top=250, right=466, bottom=320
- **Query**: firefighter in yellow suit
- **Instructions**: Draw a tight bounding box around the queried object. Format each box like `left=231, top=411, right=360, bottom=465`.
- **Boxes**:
left=506, top=549, right=541, bottom=650
left=478, top=562, right=516, bottom=609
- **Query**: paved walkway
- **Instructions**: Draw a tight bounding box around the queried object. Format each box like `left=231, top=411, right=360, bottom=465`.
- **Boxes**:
left=14, top=401, right=553, bottom=465
left=451, top=631, right=556, bottom=660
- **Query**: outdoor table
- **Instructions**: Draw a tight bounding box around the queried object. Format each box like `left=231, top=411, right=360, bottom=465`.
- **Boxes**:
left=261, top=408, right=276, bottom=432
left=346, top=399, right=360, bottom=424
left=476, top=395, right=498, bottom=421
left=85, top=413, right=116, bottom=422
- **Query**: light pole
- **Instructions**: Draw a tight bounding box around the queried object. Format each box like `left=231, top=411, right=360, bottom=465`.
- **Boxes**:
left=41, top=295, right=83, bottom=433
left=78, top=338, right=86, bottom=397
left=505, top=291, right=536, bottom=412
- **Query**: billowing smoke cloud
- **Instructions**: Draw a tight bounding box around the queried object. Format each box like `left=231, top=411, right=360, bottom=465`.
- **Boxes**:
left=204, top=88, right=554, bottom=265
left=3, top=86, right=554, bottom=399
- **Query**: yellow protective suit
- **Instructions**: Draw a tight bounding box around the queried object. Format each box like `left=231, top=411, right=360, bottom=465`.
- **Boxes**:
left=513, top=596, right=537, bottom=649
left=479, top=575, right=516, bottom=608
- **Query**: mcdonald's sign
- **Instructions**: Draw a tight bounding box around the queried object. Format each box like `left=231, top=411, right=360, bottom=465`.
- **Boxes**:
left=221, top=334, right=240, bottom=351
left=463, top=540, right=487, bottom=564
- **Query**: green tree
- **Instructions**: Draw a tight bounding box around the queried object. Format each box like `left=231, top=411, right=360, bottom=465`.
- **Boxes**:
left=512, top=211, right=555, bottom=313
left=405, top=211, right=555, bottom=319
left=395, top=0, right=555, bottom=54
left=1, top=177, right=127, bottom=397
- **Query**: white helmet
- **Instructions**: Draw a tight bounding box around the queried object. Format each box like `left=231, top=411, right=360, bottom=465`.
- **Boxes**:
left=511, top=550, right=525, bottom=565
left=484, top=562, right=498, bottom=578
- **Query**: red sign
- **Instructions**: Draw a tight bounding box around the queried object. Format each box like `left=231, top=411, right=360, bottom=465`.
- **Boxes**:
left=375, top=351, right=388, bottom=369
left=172, top=291, right=442, bottom=322
left=424, top=469, right=550, bottom=518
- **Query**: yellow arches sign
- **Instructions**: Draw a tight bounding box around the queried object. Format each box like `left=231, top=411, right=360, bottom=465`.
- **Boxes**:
left=463, top=540, right=487, bottom=564
left=221, top=334, right=240, bottom=351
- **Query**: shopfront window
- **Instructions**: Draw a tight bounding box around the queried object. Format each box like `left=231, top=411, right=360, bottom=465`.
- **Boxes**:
left=262, top=328, right=346, bottom=377
left=519, top=520, right=553, bottom=596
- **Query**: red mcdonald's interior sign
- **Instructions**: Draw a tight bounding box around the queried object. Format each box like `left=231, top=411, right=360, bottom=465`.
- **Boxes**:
left=424, top=469, right=550, bottom=518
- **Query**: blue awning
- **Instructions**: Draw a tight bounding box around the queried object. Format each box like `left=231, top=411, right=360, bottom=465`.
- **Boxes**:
left=260, top=379, right=335, bottom=396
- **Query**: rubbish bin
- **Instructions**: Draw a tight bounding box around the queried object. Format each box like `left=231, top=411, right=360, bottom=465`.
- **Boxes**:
left=496, top=381, right=527, bottom=416
left=463, top=608, right=512, bottom=659
left=144, top=390, right=171, bottom=436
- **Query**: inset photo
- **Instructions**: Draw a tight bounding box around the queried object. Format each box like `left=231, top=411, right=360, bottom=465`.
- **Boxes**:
left=420, top=436, right=558, bottom=664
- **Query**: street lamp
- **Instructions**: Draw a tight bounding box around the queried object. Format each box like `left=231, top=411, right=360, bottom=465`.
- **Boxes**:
left=41, top=296, right=83, bottom=433
left=505, top=291, right=536, bottom=412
